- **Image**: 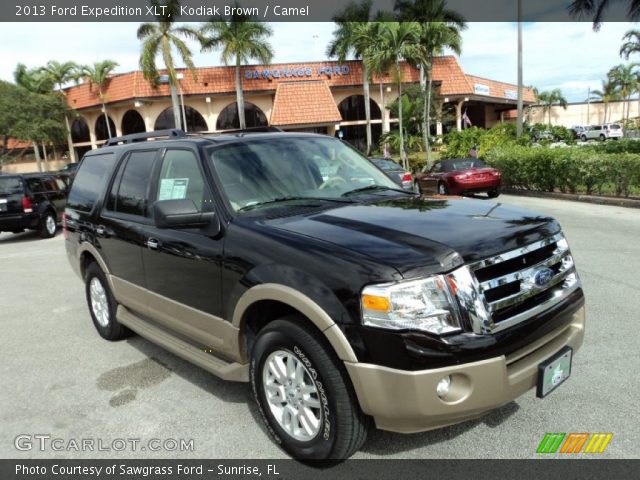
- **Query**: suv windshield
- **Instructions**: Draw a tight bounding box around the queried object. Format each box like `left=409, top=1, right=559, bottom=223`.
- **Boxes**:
left=0, top=176, right=23, bottom=195
left=208, top=136, right=401, bottom=212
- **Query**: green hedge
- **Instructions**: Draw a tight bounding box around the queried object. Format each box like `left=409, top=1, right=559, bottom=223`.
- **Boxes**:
left=485, top=145, right=640, bottom=197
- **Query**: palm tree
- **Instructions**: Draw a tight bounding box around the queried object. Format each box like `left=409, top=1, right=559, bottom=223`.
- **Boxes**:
left=80, top=60, right=119, bottom=138
left=590, top=79, right=620, bottom=123
left=366, top=21, right=424, bottom=170
left=201, top=6, right=273, bottom=130
left=14, top=64, right=54, bottom=94
left=394, top=0, right=466, bottom=162
left=535, top=88, right=568, bottom=125
left=40, top=60, right=80, bottom=161
left=608, top=64, right=635, bottom=122
left=327, top=0, right=379, bottom=155
left=570, top=0, right=640, bottom=29
left=138, top=0, right=204, bottom=131
left=620, top=29, right=640, bottom=59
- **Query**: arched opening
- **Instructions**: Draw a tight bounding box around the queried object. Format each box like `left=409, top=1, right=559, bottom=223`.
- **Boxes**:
left=121, top=109, right=146, bottom=135
left=95, top=115, right=116, bottom=141
left=70, top=117, right=90, bottom=143
left=337, top=95, right=382, bottom=122
left=216, top=102, right=267, bottom=130
left=154, top=105, right=208, bottom=132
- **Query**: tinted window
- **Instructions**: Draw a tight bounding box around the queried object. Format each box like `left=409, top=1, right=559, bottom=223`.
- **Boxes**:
left=0, top=177, right=23, bottom=195
left=42, top=178, right=59, bottom=191
left=26, top=178, right=45, bottom=193
left=609, top=124, right=621, bottom=130
left=67, top=153, right=117, bottom=213
left=441, top=159, right=487, bottom=172
left=372, top=159, right=402, bottom=171
left=156, top=149, right=207, bottom=212
left=110, top=150, right=156, bottom=217
left=593, top=126, right=602, bottom=131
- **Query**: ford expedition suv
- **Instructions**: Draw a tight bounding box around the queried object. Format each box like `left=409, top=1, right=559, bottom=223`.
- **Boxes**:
left=64, top=130, right=585, bottom=460
left=0, top=172, right=67, bottom=238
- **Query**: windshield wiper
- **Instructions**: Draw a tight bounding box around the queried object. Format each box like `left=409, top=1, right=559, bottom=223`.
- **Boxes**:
left=237, top=196, right=353, bottom=212
left=341, top=185, right=415, bottom=197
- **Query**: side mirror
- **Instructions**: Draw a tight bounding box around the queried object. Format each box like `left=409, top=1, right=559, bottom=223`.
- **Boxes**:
left=153, top=199, right=218, bottom=231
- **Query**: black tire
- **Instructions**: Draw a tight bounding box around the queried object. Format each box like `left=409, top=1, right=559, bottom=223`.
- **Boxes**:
left=599, top=134, right=606, bottom=141
left=581, top=135, right=587, bottom=142
left=84, top=262, right=130, bottom=341
left=487, top=189, right=500, bottom=199
left=413, top=181, right=422, bottom=195
left=250, top=317, right=371, bottom=461
left=39, top=211, right=57, bottom=238
left=438, top=182, right=448, bottom=195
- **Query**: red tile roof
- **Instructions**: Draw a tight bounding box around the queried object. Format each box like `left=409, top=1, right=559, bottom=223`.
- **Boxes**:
left=270, top=81, right=342, bottom=126
left=0, top=138, right=31, bottom=150
left=64, top=57, right=533, bottom=110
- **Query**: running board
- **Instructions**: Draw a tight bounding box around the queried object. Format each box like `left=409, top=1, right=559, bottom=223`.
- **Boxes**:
left=116, top=305, right=249, bottom=382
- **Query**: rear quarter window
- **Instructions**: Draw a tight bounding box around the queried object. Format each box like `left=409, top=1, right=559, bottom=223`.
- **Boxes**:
left=67, top=153, right=117, bottom=213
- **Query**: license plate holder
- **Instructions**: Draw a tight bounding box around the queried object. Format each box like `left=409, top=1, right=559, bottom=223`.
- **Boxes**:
left=536, top=346, right=572, bottom=398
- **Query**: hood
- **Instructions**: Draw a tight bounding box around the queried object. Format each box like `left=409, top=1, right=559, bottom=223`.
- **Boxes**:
left=267, top=196, right=560, bottom=277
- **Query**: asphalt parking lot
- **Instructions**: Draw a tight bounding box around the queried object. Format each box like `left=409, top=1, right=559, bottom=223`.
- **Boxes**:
left=1, top=194, right=638, bottom=459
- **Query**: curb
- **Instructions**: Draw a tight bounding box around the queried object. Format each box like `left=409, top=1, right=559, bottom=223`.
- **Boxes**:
left=502, top=189, right=640, bottom=209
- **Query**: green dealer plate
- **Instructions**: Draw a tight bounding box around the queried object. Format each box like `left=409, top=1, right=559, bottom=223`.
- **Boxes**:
left=537, top=346, right=572, bottom=398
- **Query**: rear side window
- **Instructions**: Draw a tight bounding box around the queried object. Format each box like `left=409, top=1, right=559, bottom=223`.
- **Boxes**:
left=26, top=178, right=45, bottom=193
left=67, top=153, right=117, bottom=213
left=108, top=150, right=157, bottom=217
left=0, top=177, right=23, bottom=195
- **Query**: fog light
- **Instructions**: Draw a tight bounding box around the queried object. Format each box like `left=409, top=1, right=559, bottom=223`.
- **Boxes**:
left=436, top=375, right=451, bottom=399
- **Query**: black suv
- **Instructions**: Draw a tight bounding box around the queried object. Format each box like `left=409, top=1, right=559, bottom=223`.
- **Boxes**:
left=0, top=172, right=67, bottom=238
left=65, top=130, right=585, bottom=460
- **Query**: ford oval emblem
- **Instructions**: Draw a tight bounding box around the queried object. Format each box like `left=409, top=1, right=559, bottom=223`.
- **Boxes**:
left=534, top=268, right=554, bottom=287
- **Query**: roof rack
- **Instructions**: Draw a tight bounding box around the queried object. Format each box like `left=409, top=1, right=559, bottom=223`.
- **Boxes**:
left=102, top=129, right=187, bottom=147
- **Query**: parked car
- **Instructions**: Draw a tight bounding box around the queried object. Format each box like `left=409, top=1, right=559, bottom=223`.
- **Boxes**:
left=570, top=125, right=587, bottom=139
left=414, top=158, right=501, bottom=198
left=59, top=162, right=79, bottom=174
left=580, top=123, right=623, bottom=141
left=65, top=129, right=584, bottom=460
left=370, top=158, right=413, bottom=190
left=0, top=172, right=67, bottom=238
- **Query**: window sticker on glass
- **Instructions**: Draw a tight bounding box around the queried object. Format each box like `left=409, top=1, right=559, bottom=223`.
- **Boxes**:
left=159, top=178, right=189, bottom=200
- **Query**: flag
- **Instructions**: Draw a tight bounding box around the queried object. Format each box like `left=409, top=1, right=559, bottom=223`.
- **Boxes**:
left=462, top=109, right=472, bottom=127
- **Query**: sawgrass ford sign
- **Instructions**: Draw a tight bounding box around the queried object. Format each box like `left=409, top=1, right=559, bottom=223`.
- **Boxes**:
left=246, top=65, right=351, bottom=80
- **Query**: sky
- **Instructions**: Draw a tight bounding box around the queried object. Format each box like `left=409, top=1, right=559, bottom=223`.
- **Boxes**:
left=0, top=21, right=634, bottom=102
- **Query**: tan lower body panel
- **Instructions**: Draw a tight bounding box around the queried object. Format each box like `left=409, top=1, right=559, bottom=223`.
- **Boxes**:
left=110, top=275, right=242, bottom=363
left=345, top=306, right=586, bottom=433
left=116, top=305, right=248, bottom=382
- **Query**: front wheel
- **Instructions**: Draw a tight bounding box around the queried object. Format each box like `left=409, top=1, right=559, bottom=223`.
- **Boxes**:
left=438, top=182, right=448, bottom=195
left=581, top=135, right=587, bottom=142
left=250, top=317, right=370, bottom=460
left=487, top=189, right=500, bottom=199
left=599, top=134, right=606, bottom=141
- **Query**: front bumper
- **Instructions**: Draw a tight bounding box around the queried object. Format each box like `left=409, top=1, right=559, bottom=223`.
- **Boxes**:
left=344, top=305, right=585, bottom=433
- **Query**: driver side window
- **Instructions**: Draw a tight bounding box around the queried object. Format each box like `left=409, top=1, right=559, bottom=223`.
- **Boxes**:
left=156, top=149, right=210, bottom=212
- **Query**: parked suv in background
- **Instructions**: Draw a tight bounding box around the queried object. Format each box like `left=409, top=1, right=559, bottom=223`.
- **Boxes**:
left=581, top=123, right=623, bottom=141
left=0, top=172, right=67, bottom=238
left=65, top=129, right=585, bottom=460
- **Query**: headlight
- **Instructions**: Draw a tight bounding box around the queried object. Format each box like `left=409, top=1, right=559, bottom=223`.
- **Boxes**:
left=361, top=276, right=461, bottom=335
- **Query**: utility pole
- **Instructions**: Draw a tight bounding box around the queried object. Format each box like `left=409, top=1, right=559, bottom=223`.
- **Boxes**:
left=516, top=0, right=523, bottom=138
left=586, top=86, right=591, bottom=124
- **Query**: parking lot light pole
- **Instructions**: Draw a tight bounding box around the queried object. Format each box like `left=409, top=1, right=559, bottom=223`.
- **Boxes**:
left=516, top=0, right=523, bottom=138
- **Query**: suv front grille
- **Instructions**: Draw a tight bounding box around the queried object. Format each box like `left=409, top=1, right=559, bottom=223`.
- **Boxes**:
left=449, top=232, right=581, bottom=334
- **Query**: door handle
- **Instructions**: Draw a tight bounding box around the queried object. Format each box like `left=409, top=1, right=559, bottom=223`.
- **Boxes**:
left=95, top=225, right=106, bottom=236
left=146, top=238, right=160, bottom=250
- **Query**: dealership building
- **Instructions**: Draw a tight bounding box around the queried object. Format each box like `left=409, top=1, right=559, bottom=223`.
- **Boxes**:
left=61, top=56, right=534, bottom=158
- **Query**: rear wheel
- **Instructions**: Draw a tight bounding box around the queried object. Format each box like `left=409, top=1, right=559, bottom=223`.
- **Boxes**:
left=39, top=211, right=57, bottom=238
left=84, top=262, right=130, bottom=341
left=438, top=182, right=448, bottom=195
left=487, top=189, right=500, bottom=199
left=599, top=134, right=606, bottom=141
left=250, top=317, right=370, bottom=460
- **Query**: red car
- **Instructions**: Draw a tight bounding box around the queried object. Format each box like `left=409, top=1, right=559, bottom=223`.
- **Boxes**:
left=415, top=158, right=501, bottom=198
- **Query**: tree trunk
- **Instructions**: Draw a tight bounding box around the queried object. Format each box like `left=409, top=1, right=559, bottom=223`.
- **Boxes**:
left=32, top=141, right=42, bottom=172
left=64, top=114, right=76, bottom=162
left=169, top=84, right=182, bottom=130
left=363, top=66, right=372, bottom=155
left=42, top=142, right=49, bottom=172
left=379, top=81, right=386, bottom=133
left=397, top=61, right=407, bottom=171
left=236, top=59, right=246, bottom=130
left=425, top=62, right=434, bottom=164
